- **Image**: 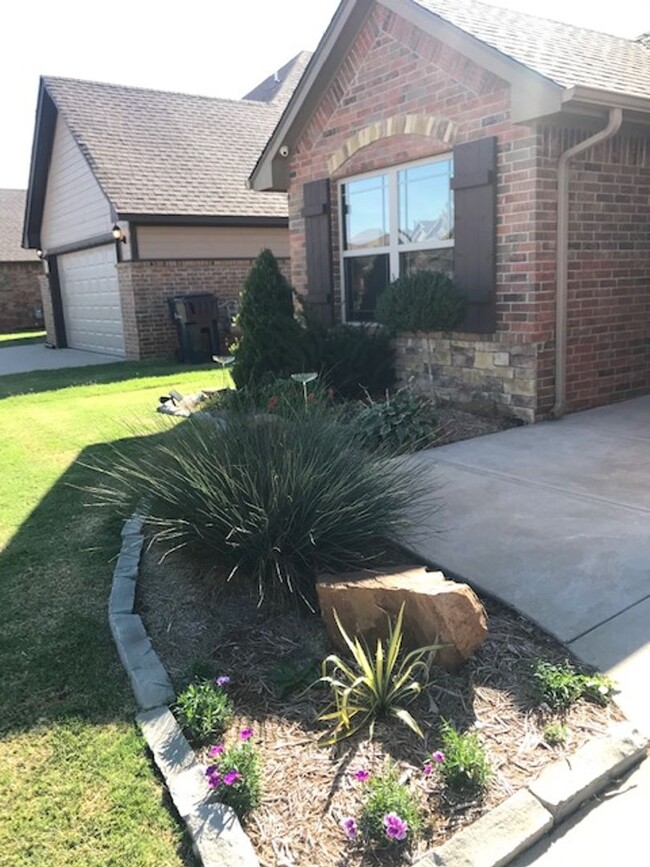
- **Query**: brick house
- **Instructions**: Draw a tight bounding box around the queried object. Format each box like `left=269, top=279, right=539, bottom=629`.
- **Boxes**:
left=250, top=0, right=650, bottom=421
left=22, top=54, right=310, bottom=359
left=0, top=189, right=43, bottom=333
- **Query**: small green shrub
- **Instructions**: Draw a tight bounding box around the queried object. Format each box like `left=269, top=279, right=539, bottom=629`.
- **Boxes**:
left=376, top=270, right=467, bottom=333
left=205, top=733, right=261, bottom=820
left=268, top=657, right=320, bottom=699
left=438, top=720, right=492, bottom=793
left=304, top=321, right=396, bottom=399
left=543, top=721, right=569, bottom=746
left=204, top=376, right=331, bottom=418
left=175, top=680, right=234, bottom=745
left=90, top=409, right=432, bottom=607
left=353, top=389, right=439, bottom=454
left=318, top=603, right=441, bottom=743
left=358, top=764, right=422, bottom=847
left=532, top=660, right=615, bottom=710
left=232, top=249, right=304, bottom=387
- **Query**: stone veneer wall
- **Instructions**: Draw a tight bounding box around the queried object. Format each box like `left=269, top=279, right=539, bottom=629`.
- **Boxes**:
left=394, top=332, right=537, bottom=422
left=0, top=262, right=44, bottom=332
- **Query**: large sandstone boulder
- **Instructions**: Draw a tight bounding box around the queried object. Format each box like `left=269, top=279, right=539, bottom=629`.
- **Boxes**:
left=316, top=567, right=488, bottom=672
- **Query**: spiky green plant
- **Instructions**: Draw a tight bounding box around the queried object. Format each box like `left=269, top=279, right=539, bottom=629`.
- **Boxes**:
left=318, top=603, right=442, bottom=743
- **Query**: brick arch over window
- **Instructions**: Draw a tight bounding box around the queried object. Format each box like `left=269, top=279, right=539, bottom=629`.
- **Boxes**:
left=327, top=114, right=457, bottom=175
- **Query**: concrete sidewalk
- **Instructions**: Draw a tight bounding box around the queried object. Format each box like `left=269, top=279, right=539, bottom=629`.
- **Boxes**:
left=408, top=397, right=649, bottom=865
left=0, top=343, right=121, bottom=375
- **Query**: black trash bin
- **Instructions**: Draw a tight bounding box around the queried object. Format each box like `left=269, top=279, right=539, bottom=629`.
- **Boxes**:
left=169, top=294, right=221, bottom=363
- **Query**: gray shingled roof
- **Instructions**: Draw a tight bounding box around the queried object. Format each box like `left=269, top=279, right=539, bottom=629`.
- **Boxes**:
left=244, top=51, right=312, bottom=104
left=416, top=0, right=650, bottom=100
left=0, top=190, right=38, bottom=262
left=42, top=57, right=309, bottom=220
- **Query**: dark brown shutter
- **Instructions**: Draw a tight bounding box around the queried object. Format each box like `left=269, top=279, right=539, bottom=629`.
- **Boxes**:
left=302, top=178, right=334, bottom=326
left=451, top=137, right=497, bottom=333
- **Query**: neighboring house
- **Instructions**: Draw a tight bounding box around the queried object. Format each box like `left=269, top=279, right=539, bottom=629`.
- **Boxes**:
left=251, top=0, right=650, bottom=421
left=22, top=53, right=311, bottom=359
left=0, top=189, right=43, bottom=333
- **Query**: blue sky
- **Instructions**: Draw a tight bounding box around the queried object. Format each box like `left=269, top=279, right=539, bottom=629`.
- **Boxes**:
left=1, top=0, right=646, bottom=189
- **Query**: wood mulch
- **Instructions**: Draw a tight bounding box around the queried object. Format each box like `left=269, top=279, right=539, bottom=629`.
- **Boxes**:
left=138, top=546, right=623, bottom=867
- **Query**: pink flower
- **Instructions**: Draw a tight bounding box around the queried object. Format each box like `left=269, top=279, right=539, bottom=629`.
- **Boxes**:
left=240, top=728, right=254, bottom=741
left=432, top=751, right=445, bottom=764
left=215, top=675, right=231, bottom=688
left=223, top=770, right=241, bottom=786
left=209, top=744, right=225, bottom=757
left=353, top=769, right=370, bottom=782
left=423, top=762, right=434, bottom=777
left=383, top=812, right=408, bottom=841
left=340, top=817, right=358, bottom=840
left=205, top=766, right=222, bottom=789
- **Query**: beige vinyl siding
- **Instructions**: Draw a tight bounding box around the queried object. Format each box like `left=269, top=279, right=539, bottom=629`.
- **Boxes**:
left=136, top=225, right=290, bottom=260
left=40, top=116, right=113, bottom=250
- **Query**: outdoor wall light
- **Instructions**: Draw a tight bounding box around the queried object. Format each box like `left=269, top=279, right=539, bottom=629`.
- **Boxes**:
left=112, top=224, right=127, bottom=243
left=36, top=249, right=44, bottom=258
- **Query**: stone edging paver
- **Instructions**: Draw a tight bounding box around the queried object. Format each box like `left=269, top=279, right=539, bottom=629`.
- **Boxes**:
left=108, top=512, right=259, bottom=867
left=109, top=512, right=648, bottom=867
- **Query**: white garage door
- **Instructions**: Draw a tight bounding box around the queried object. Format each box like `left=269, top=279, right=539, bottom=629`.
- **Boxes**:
left=59, top=246, right=125, bottom=356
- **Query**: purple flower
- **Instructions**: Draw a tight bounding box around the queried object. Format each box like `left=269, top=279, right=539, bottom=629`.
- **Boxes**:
left=423, top=762, right=434, bottom=777
left=223, top=770, right=241, bottom=786
left=353, top=769, right=370, bottom=782
left=215, top=676, right=231, bottom=688
left=239, top=728, right=253, bottom=741
left=205, top=766, right=221, bottom=789
left=209, top=744, right=225, bottom=757
left=383, top=812, right=409, bottom=841
left=340, top=817, right=358, bottom=840
left=432, top=751, right=445, bottom=764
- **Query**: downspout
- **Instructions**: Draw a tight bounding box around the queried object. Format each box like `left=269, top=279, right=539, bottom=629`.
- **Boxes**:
left=552, top=107, right=623, bottom=418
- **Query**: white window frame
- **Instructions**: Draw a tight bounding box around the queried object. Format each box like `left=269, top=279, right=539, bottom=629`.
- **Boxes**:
left=338, top=153, right=454, bottom=324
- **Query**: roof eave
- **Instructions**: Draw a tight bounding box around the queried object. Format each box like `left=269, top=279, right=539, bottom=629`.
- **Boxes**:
left=22, top=80, right=56, bottom=250
left=250, top=0, right=568, bottom=192
left=562, top=85, right=650, bottom=117
left=118, top=213, right=288, bottom=228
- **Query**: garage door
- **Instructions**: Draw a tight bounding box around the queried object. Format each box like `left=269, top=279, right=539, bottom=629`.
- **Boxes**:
left=58, top=246, right=125, bottom=355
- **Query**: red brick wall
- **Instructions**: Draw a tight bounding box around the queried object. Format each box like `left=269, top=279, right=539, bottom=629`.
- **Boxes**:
left=535, top=128, right=650, bottom=414
left=286, top=1, right=650, bottom=420
left=0, top=262, right=44, bottom=333
left=118, top=258, right=289, bottom=359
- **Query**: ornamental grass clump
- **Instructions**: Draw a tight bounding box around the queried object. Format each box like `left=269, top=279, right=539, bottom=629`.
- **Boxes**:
left=89, top=408, right=433, bottom=607
left=318, top=603, right=442, bottom=743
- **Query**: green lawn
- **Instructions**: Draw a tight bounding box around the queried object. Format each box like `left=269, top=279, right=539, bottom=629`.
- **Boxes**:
left=0, top=361, right=229, bottom=866
left=0, top=330, right=46, bottom=346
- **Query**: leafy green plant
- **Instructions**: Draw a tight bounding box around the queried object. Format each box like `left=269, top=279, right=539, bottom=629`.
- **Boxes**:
left=543, top=721, right=569, bottom=746
left=353, top=389, right=439, bottom=454
left=438, top=720, right=492, bottom=793
left=204, top=375, right=331, bottom=418
left=268, top=657, right=320, bottom=699
left=175, top=680, right=234, bottom=745
left=358, top=764, right=422, bottom=847
left=205, top=731, right=261, bottom=820
left=303, top=321, right=396, bottom=399
left=532, top=660, right=615, bottom=709
left=232, top=249, right=305, bottom=387
left=376, top=270, right=467, bottom=334
left=90, top=409, right=433, bottom=607
left=318, top=603, right=441, bottom=743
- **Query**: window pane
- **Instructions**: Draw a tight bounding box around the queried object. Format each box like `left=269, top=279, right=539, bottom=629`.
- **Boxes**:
left=398, top=159, right=453, bottom=244
left=343, top=175, right=389, bottom=250
left=345, top=254, right=390, bottom=322
left=400, top=248, right=454, bottom=277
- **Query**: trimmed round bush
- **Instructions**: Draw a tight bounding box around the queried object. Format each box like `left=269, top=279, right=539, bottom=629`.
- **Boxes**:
left=376, top=270, right=467, bottom=333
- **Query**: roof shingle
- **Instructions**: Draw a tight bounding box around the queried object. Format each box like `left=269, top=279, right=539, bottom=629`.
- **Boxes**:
left=415, top=0, right=650, bottom=100
left=0, top=190, right=38, bottom=262
left=42, top=55, right=309, bottom=221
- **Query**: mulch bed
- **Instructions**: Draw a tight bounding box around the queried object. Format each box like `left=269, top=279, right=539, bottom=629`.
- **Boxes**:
left=138, top=546, right=623, bottom=867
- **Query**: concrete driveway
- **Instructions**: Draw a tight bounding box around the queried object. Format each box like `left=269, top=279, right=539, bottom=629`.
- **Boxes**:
left=409, top=397, right=649, bottom=865
left=410, top=396, right=650, bottom=724
left=0, top=343, right=122, bottom=375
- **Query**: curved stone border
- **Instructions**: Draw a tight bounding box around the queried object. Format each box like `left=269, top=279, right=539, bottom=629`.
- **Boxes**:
left=109, top=512, right=648, bottom=867
left=109, top=512, right=259, bottom=867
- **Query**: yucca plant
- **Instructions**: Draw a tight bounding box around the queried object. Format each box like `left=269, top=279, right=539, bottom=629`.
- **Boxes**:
left=318, top=603, right=442, bottom=744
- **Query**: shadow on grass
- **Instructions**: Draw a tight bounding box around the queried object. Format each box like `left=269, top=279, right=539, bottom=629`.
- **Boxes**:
left=0, top=427, right=198, bottom=865
left=0, top=331, right=46, bottom=348
left=0, top=359, right=216, bottom=400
